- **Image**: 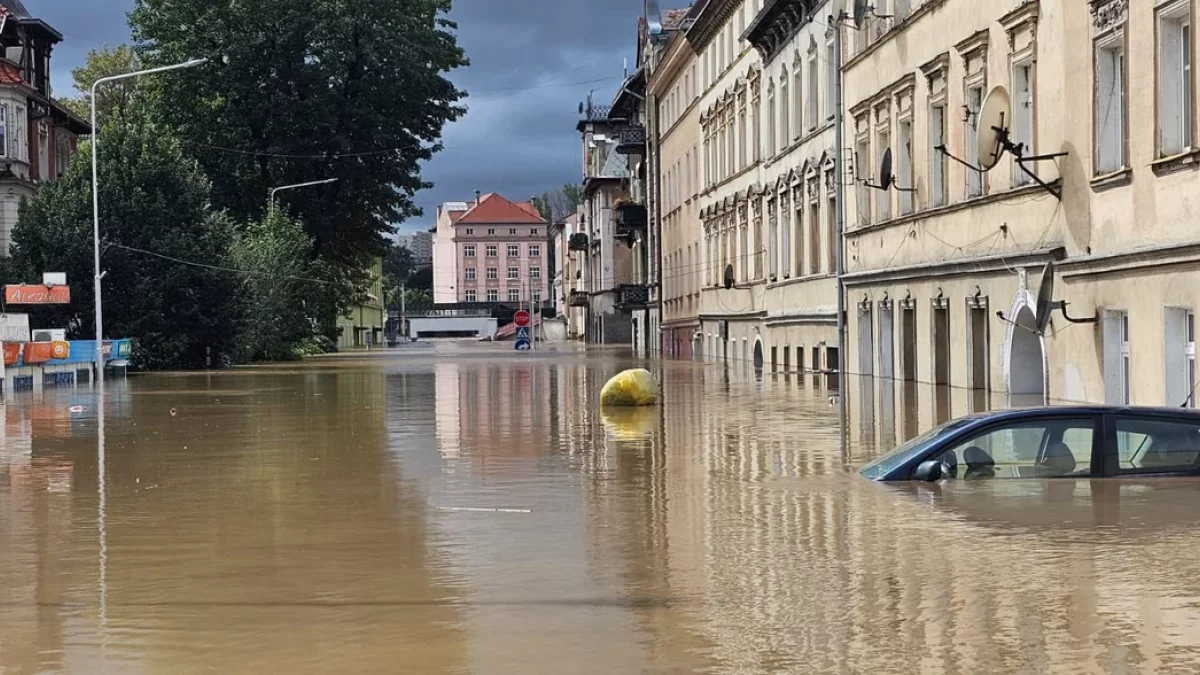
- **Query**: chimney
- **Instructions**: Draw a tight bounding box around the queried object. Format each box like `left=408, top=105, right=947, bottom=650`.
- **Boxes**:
left=474, top=190, right=482, bottom=206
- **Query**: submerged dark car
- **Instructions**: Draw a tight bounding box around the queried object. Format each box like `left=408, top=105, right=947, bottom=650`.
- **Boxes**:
left=860, top=406, right=1200, bottom=481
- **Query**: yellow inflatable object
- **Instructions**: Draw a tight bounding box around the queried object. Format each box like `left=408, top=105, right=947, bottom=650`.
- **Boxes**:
left=599, top=368, right=659, bottom=407
left=601, top=406, right=658, bottom=441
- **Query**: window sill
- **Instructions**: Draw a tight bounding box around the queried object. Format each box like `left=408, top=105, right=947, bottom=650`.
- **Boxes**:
left=1150, top=149, right=1200, bottom=176
left=1089, top=167, right=1132, bottom=192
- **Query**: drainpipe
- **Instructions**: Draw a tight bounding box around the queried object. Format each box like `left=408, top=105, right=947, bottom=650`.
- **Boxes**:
left=833, top=12, right=849, bottom=436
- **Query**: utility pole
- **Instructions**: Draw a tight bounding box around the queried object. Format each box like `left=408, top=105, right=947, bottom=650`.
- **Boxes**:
left=400, top=283, right=407, bottom=342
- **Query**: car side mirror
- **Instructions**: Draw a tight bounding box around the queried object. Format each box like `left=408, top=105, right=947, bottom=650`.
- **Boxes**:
left=913, top=460, right=945, bottom=482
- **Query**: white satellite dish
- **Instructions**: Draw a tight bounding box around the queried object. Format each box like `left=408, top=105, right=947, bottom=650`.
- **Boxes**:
left=977, top=86, right=1011, bottom=172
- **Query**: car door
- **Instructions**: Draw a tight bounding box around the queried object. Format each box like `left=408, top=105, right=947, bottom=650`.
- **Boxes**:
left=1101, top=413, right=1200, bottom=477
left=916, top=414, right=1102, bottom=479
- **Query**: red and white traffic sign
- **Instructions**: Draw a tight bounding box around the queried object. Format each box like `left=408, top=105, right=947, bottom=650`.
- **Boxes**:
left=514, top=310, right=531, bottom=328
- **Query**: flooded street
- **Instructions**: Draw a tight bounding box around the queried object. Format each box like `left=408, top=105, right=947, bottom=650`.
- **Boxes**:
left=4, top=346, right=1200, bottom=673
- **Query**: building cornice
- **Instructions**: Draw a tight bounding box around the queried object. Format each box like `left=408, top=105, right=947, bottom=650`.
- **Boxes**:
left=843, top=247, right=1064, bottom=286
left=686, top=0, right=740, bottom=51
left=744, top=0, right=823, bottom=64
left=1059, top=239, right=1200, bottom=280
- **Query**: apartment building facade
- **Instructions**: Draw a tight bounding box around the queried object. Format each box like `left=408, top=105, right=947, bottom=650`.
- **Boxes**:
left=431, top=194, right=548, bottom=306
left=685, top=0, right=841, bottom=372
left=652, top=7, right=704, bottom=359
left=0, top=2, right=90, bottom=255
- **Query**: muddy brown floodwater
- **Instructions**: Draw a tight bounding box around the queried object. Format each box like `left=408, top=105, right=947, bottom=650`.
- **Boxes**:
left=4, top=343, right=1200, bottom=674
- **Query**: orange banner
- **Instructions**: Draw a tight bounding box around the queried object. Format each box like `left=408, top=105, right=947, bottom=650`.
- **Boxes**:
left=2, top=342, right=18, bottom=365
left=5, top=285, right=70, bottom=304
left=23, top=342, right=54, bottom=364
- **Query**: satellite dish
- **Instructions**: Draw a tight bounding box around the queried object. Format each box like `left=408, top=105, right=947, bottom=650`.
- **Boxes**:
left=1034, top=261, right=1055, bottom=336
left=977, top=86, right=1012, bottom=171
left=879, top=147, right=894, bottom=191
left=723, top=264, right=736, bottom=290
left=578, top=102, right=585, bottom=115
left=852, top=0, right=869, bottom=29
left=645, top=0, right=663, bottom=36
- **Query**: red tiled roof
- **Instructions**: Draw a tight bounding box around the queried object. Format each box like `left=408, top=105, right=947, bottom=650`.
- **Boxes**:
left=448, top=209, right=467, bottom=224
left=456, top=193, right=547, bottom=225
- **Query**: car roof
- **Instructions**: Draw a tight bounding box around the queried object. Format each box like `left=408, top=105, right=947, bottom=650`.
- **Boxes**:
left=964, top=405, right=1200, bottom=423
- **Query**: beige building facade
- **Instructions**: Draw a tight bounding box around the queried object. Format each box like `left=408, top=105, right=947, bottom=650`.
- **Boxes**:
left=653, top=15, right=704, bottom=359
left=841, top=0, right=1200, bottom=443
left=687, top=0, right=841, bottom=372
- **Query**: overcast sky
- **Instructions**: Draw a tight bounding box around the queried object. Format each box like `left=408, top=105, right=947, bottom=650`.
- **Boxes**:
left=38, top=0, right=644, bottom=234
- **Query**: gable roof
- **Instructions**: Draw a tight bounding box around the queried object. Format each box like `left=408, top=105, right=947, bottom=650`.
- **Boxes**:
left=456, top=193, right=546, bottom=225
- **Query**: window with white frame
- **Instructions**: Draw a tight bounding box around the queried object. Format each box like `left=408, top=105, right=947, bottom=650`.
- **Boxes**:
left=826, top=39, right=835, bottom=120
left=855, top=136, right=871, bottom=225
left=930, top=104, right=947, bottom=207
left=507, top=244, right=519, bottom=257
left=13, top=106, right=23, bottom=161
left=486, top=244, right=498, bottom=257
left=1104, top=310, right=1131, bottom=405
left=507, top=267, right=519, bottom=280
left=508, top=289, right=520, bottom=303
left=1095, top=31, right=1127, bottom=174
left=0, top=105, right=8, bottom=159
left=1165, top=307, right=1197, bottom=407
left=738, top=92, right=748, bottom=168
left=808, top=53, right=819, bottom=131
left=465, top=267, right=476, bottom=280
left=1159, top=1, right=1192, bottom=156
left=529, top=244, right=540, bottom=257
left=465, top=290, right=477, bottom=302
left=487, top=267, right=498, bottom=280
left=1012, top=62, right=1035, bottom=184
left=533, top=290, right=542, bottom=304
left=780, top=192, right=791, bottom=277
left=768, top=197, right=778, bottom=278
left=898, top=120, right=913, bottom=215
left=780, top=69, right=790, bottom=147
left=486, top=289, right=499, bottom=302
left=465, top=245, right=476, bottom=258
left=793, top=56, right=803, bottom=139
left=965, top=85, right=984, bottom=197
left=767, top=82, right=777, bottom=156
left=876, top=129, right=891, bottom=221
left=531, top=266, right=541, bottom=279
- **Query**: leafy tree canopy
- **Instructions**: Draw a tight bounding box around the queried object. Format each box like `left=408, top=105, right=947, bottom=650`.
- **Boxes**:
left=7, top=123, right=242, bottom=369
left=59, top=45, right=144, bottom=126
left=129, top=0, right=469, bottom=264
left=533, top=183, right=583, bottom=223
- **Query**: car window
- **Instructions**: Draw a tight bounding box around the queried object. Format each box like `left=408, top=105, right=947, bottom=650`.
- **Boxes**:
left=1114, top=417, right=1200, bottom=474
left=926, top=418, right=1094, bottom=479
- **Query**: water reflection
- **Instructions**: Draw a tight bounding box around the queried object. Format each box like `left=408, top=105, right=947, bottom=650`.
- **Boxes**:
left=2, top=350, right=1200, bottom=673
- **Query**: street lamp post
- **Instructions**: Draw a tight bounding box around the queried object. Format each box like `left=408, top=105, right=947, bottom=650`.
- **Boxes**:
left=268, top=178, right=339, bottom=211
left=91, top=57, right=208, bottom=384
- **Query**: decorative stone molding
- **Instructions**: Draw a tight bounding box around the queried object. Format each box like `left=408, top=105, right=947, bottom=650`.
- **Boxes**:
left=1090, top=0, right=1128, bottom=37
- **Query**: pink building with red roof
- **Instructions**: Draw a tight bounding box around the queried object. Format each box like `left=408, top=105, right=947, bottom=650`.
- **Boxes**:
left=431, top=193, right=549, bottom=306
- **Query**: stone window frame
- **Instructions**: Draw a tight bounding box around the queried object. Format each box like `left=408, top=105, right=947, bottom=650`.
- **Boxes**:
left=922, top=53, right=951, bottom=209
left=957, top=30, right=990, bottom=197
left=851, top=102, right=872, bottom=228
left=1002, top=2, right=1040, bottom=186
left=1091, top=0, right=1130, bottom=176
left=872, top=96, right=893, bottom=222
left=1155, top=0, right=1194, bottom=158
left=892, top=74, right=917, bottom=215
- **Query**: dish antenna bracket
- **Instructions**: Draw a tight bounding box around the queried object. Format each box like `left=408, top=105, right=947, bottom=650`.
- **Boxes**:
left=940, top=85, right=1070, bottom=201
left=851, top=0, right=891, bottom=29
left=860, top=147, right=916, bottom=193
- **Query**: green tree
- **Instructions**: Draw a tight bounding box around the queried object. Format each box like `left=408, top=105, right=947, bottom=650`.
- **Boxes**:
left=129, top=0, right=469, bottom=265
left=383, top=241, right=415, bottom=284
left=231, top=209, right=324, bottom=361
left=8, top=124, right=242, bottom=369
left=59, top=45, right=144, bottom=125
left=532, top=183, right=583, bottom=223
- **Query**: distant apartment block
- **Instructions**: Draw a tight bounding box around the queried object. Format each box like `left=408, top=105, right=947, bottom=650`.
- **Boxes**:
left=397, top=231, right=433, bottom=264
left=431, top=193, right=549, bottom=305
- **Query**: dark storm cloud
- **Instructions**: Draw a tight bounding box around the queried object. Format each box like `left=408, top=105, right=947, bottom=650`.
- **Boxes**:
left=36, top=0, right=645, bottom=232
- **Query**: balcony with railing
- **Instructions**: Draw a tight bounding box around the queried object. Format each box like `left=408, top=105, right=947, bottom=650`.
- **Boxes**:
left=616, top=284, right=650, bottom=309
left=615, top=124, right=646, bottom=155
left=568, top=233, right=589, bottom=251
left=568, top=290, right=589, bottom=307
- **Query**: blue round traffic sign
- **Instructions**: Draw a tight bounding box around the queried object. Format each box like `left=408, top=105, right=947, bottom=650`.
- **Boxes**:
left=514, top=338, right=532, bottom=351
